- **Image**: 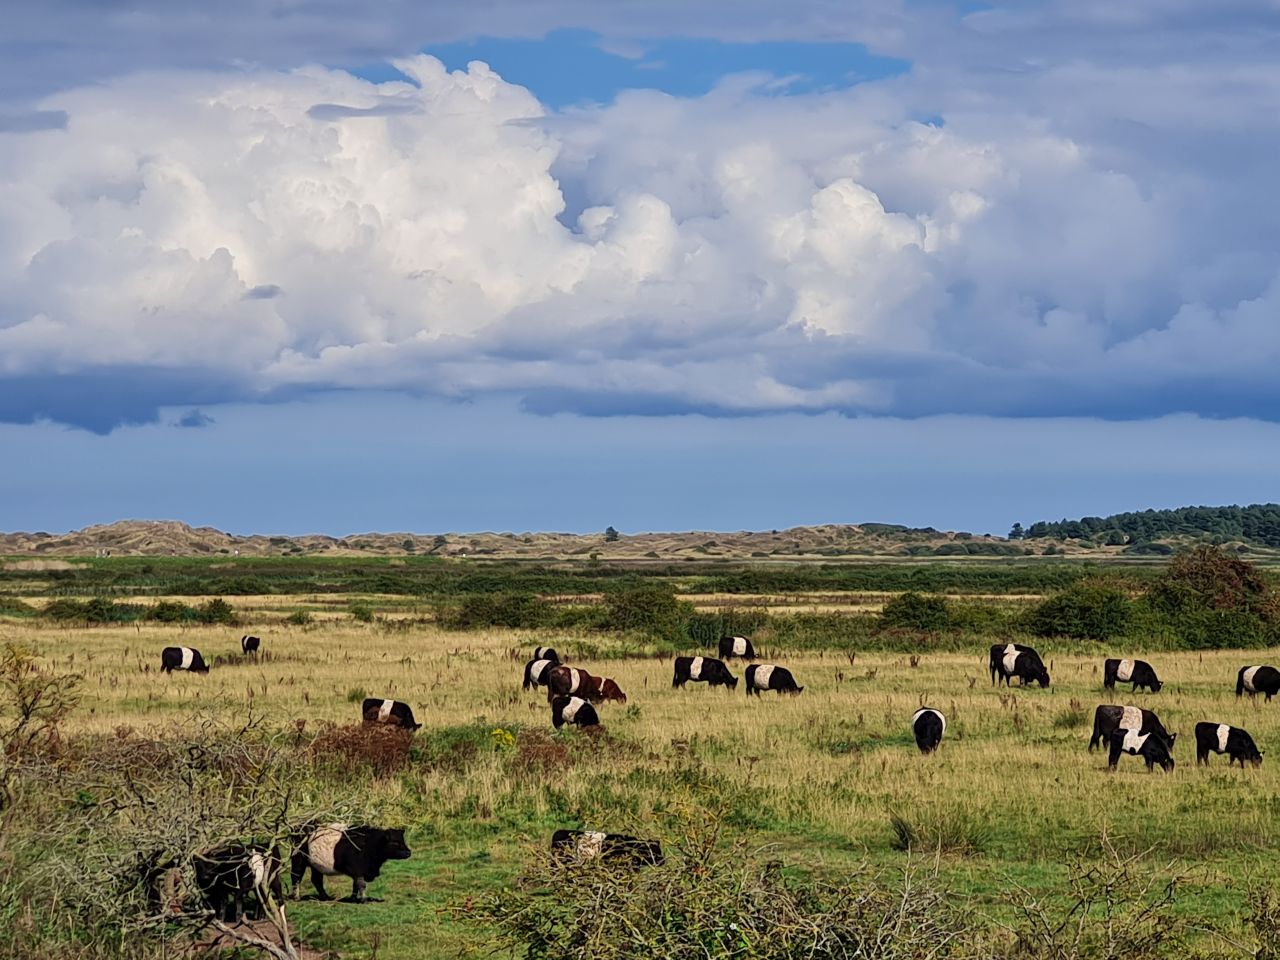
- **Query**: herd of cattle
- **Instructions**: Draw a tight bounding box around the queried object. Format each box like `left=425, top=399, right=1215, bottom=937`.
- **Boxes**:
left=150, top=634, right=1280, bottom=923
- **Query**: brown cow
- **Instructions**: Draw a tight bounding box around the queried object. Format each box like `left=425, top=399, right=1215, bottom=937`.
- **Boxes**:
left=545, top=665, right=627, bottom=704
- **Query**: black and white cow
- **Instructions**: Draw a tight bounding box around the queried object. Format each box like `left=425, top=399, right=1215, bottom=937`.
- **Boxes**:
left=988, top=643, right=1050, bottom=687
left=718, top=636, right=756, bottom=660
left=551, top=695, right=600, bottom=729
left=1103, top=658, right=1161, bottom=693
left=672, top=656, right=737, bottom=690
left=533, top=646, right=560, bottom=664
left=1107, top=728, right=1175, bottom=771
left=1195, top=722, right=1264, bottom=767
left=291, top=824, right=412, bottom=903
left=194, top=843, right=283, bottom=923
left=1089, top=704, right=1175, bottom=752
left=240, top=635, right=261, bottom=655
left=523, top=657, right=558, bottom=691
left=360, top=698, right=421, bottom=731
left=911, top=708, right=946, bottom=754
left=1236, top=665, right=1280, bottom=701
left=160, top=646, right=209, bottom=674
left=550, top=829, right=664, bottom=866
left=744, top=664, right=802, bottom=696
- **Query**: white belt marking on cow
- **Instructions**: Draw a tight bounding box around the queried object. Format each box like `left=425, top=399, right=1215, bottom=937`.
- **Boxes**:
left=567, top=669, right=581, bottom=694
left=1121, top=729, right=1149, bottom=754
left=1116, top=659, right=1135, bottom=682
left=562, top=697, right=585, bottom=723
left=1119, top=706, right=1143, bottom=731
left=1217, top=724, right=1231, bottom=753
left=179, top=647, right=194, bottom=670
left=732, top=637, right=747, bottom=656
left=690, top=657, right=703, bottom=681
left=307, top=824, right=347, bottom=876
left=377, top=699, right=394, bottom=722
left=912, top=708, right=946, bottom=735
left=530, top=660, right=551, bottom=683
left=249, top=852, right=267, bottom=887
left=1002, top=651, right=1020, bottom=674
left=578, top=831, right=606, bottom=858
left=1244, top=666, right=1262, bottom=691
left=754, top=664, right=776, bottom=689
left=1003, top=643, right=1018, bottom=656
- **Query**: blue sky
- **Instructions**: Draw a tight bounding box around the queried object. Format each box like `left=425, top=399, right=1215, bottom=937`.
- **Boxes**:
left=2, top=2, right=1279, bottom=535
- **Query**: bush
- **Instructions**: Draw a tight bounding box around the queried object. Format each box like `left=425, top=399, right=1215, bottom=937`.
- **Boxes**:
left=684, top=608, right=770, bottom=648
left=349, top=602, right=375, bottom=623
left=602, top=586, right=691, bottom=639
left=1027, top=582, right=1131, bottom=640
left=879, top=592, right=950, bottom=631
left=0, top=598, right=35, bottom=618
left=285, top=610, right=313, bottom=626
left=196, top=598, right=236, bottom=625
left=440, top=593, right=550, bottom=630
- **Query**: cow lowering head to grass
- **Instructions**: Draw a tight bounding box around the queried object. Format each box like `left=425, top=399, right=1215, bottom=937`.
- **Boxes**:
left=291, top=824, right=411, bottom=903
left=718, top=636, right=756, bottom=660
left=912, top=708, right=946, bottom=754
left=533, top=646, right=560, bottom=664
left=160, top=646, right=209, bottom=674
left=551, top=695, right=600, bottom=729
left=360, top=698, right=421, bottom=731
left=523, top=657, right=557, bottom=691
left=744, top=664, right=802, bottom=696
left=240, top=635, right=261, bottom=655
left=1237, top=665, right=1280, bottom=701
left=988, top=643, right=1049, bottom=688
left=672, top=656, right=737, bottom=690
left=1089, top=704, right=1175, bottom=752
left=1195, top=722, right=1264, bottom=768
left=1107, top=728, right=1175, bottom=772
left=1103, top=658, right=1161, bottom=693
left=545, top=665, right=626, bottom=704
left=550, top=829, right=663, bottom=866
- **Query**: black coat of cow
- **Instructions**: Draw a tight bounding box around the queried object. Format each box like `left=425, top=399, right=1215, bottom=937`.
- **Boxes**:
left=912, top=708, right=946, bottom=754
left=551, top=695, right=600, bottom=729
left=550, top=829, right=663, bottom=866
left=1089, top=704, right=1175, bottom=752
left=1195, top=722, right=1264, bottom=767
left=194, top=843, right=283, bottom=923
left=718, top=636, right=756, bottom=660
left=241, top=635, right=261, bottom=654
left=1237, top=665, right=1280, bottom=701
left=1103, top=658, right=1161, bottom=693
left=533, top=646, right=560, bottom=664
left=160, top=646, right=209, bottom=674
left=672, top=656, right=737, bottom=690
left=988, top=643, right=1050, bottom=687
left=1107, top=729, right=1175, bottom=771
left=523, top=657, right=557, bottom=691
left=744, top=664, right=802, bottom=696
left=291, top=824, right=411, bottom=903
left=361, top=698, right=421, bottom=730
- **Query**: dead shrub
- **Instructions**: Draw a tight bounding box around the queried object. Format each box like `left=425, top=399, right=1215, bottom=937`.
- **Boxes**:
left=308, top=722, right=414, bottom=778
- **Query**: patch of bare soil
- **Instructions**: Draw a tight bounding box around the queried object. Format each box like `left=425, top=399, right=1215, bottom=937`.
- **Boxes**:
left=196, top=918, right=332, bottom=958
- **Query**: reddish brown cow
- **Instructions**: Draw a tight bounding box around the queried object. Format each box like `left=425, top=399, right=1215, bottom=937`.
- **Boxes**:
left=545, top=665, right=627, bottom=704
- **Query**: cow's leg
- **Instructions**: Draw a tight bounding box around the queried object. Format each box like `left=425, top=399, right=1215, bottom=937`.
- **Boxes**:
left=1107, top=741, right=1122, bottom=770
left=352, top=877, right=368, bottom=903
left=1197, top=749, right=1208, bottom=765
left=311, top=872, right=331, bottom=901
left=289, top=852, right=307, bottom=898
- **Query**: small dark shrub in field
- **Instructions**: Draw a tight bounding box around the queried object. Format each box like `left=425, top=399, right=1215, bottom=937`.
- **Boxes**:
left=602, top=585, right=692, bottom=639
left=879, top=592, right=951, bottom=631
left=285, top=609, right=313, bottom=626
left=441, top=592, right=550, bottom=629
left=888, top=808, right=990, bottom=856
left=309, top=722, right=414, bottom=778
left=1027, top=581, right=1131, bottom=640
left=684, top=608, right=770, bottom=648
left=0, top=598, right=35, bottom=618
left=349, top=601, right=375, bottom=622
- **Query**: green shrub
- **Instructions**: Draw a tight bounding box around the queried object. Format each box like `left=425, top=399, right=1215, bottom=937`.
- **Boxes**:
left=0, top=598, right=35, bottom=618
left=349, top=602, right=375, bottom=623
left=1027, top=582, right=1131, bottom=640
left=196, top=598, right=236, bottom=625
left=879, top=592, right=950, bottom=631
left=440, top=593, right=550, bottom=629
left=285, top=610, right=313, bottom=626
left=147, top=601, right=200, bottom=623
left=684, top=608, right=770, bottom=648
left=602, top=586, right=691, bottom=639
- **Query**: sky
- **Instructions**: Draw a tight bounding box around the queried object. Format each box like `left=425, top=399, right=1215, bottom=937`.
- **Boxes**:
left=2, top=1, right=1279, bottom=536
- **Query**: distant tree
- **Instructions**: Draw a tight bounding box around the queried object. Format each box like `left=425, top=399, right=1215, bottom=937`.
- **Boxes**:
left=604, top=526, right=620, bottom=543
left=1008, top=523, right=1024, bottom=540
left=402, top=538, right=415, bottom=552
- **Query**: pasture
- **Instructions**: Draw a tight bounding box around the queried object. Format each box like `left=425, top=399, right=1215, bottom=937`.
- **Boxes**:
left=7, top=596, right=1280, bottom=959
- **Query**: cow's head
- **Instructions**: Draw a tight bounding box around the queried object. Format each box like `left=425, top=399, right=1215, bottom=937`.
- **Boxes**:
left=1031, top=665, right=1051, bottom=687
left=1149, top=678, right=1163, bottom=692
left=376, top=828, right=412, bottom=862
left=600, top=679, right=627, bottom=704
left=726, top=676, right=739, bottom=689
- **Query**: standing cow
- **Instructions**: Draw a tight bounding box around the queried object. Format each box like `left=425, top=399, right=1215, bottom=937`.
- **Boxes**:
left=1195, top=722, right=1264, bottom=767
left=533, top=646, right=560, bottom=664
left=911, top=708, right=946, bottom=754
left=744, top=664, right=802, bottom=696
left=1104, top=658, right=1161, bottom=693
left=194, top=843, right=283, bottom=923
left=361, top=698, right=421, bottom=731
left=160, top=646, right=209, bottom=674
left=672, top=656, right=737, bottom=690
left=523, top=657, right=557, bottom=691
left=291, top=824, right=412, bottom=903
left=545, top=665, right=626, bottom=704
left=1089, top=705, right=1175, bottom=752
left=1237, top=665, right=1280, bottom=701
left=551, top=695, right=600, bottom=729
left=719, top=636, right=756, bottom=660
left=240, top=635, right=261, bottom=655
left=988, top=643, right=1050, bottom=688
left=1107, top=729, right=1175, bottom=772
left=550, top=829, right=663, bottom=866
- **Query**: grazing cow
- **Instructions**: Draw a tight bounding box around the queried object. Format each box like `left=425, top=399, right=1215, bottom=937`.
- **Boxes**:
left=744, top=664, right=803, bottom=696
left=533, top=646, right=560, bottom=664
left=988, top=643, right=1050, bottom=688
left=240, top=635, right=261, bottom=655
left=1195, top=722, right=1264, bottom=767
left=545, top=665, right=627, bottom=704
left=1236, top=665, right=1280, bottom=701
left=1103, top=658, right=1161, bottom=693
left=291, top=824, right=412, bottom=903
left=523, top=657, right=557, bottom=691
left=719, top=636, right=756, bottom=660
left=911, top=708, right=946, bottom=754
left=194, top=843, right=283, bottom=923
left=360, top=698, right=421, bottom=731
left=672, top=656, right=738, bottom=690
left=1089, top=705, right=1175, bottom=752
left=550, top=829, right=663, bottom=866
left=1107, top=729, right=1175, bottom=772
left=160, top=646, right=209, bottom=674
left=551, top=695, right=600, bottom=729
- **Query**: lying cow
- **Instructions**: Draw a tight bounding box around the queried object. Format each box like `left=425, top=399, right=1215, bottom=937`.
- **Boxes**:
left=241, top=635, right=261, bottom=655
left=291, top=824, right=411, bottom=903
left=550, top=829, right=663, bottom=866
left=361, top=698, right=421, bottom=731
left=989, top=643, right=1050, bottom=688
left=1237, top=665, right=1280, bottom=701
left=194, top=843, right=283, bottom=923
left=1195, top=722, right=1263, bottom=768
left=912, top=708, right=946, bottom=754
left=1108, top=729, right=1175, bottom=772
left=672, top=656, right=737, bottom=690
left=534, top=646, right=560, bottom=663
left=1089, top=704, right=1175, bottom=752
left=545, top=665, right=626, bottom=704
left=523, top=657, right=557, bottom=691
left=719, top=636, right=756, bottom=660
left=1104, top=658, right=1161, bottom=693
left=745, top=664, right=802, bottom=696
left=160, top=646, right=209, bottom=674
left=551, top=695, right=600, bottom=729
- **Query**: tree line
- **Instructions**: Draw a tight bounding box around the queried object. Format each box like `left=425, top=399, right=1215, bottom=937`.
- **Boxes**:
left=1014, top=503, right=1280, bottom=547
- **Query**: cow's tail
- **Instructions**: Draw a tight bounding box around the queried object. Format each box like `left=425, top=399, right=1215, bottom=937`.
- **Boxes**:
left=1236, top=670, right=1245, bottom=697
left=1088, top=714, right=1102, bottom=752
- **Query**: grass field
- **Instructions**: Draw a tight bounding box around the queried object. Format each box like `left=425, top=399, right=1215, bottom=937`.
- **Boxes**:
left=7, top=600, right=1280, bottom=958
